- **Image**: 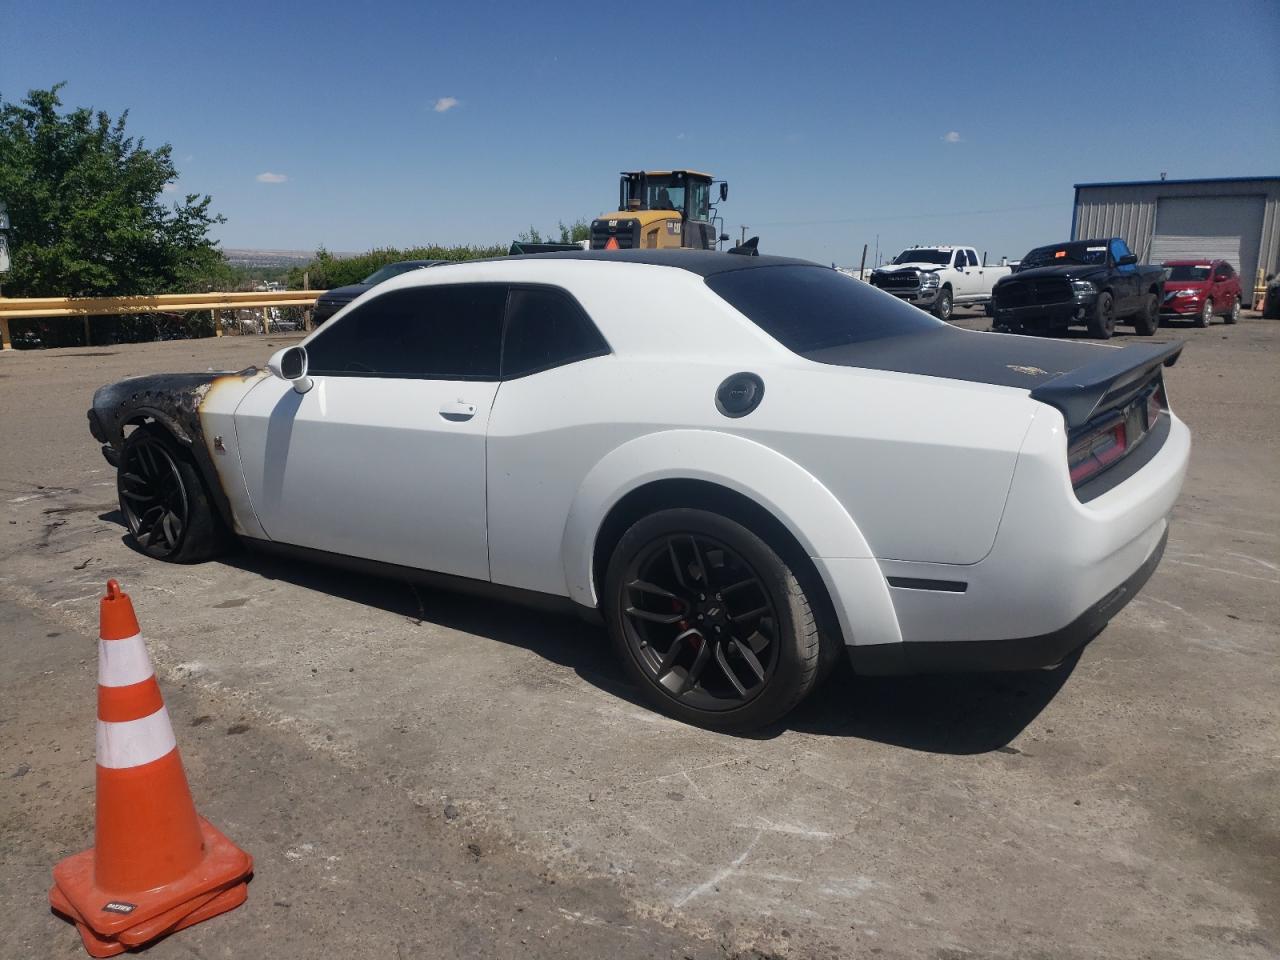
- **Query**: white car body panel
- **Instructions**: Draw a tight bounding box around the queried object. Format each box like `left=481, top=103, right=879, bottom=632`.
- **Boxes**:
left=233, top=374, right=497, bottom=581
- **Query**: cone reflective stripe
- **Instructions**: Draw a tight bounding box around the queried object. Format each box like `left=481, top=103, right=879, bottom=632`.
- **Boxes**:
left=50, top=580, right=252, bottom=954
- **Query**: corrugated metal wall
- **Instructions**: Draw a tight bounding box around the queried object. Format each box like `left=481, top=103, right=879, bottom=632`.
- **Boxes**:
left=1072, top=179, right=1280, bottom=292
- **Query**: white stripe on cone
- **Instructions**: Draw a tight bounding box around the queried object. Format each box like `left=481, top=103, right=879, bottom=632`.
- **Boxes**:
left=97, top=706, right=177, bottom=769
left=98, top=633, right=154, bottom=688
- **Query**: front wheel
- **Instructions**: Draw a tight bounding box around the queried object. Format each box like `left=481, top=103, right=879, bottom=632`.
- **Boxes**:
left=118, top=424, right=226, bottom=563
left=604, top=509, right=822, bottom=732
left=1196, top=297, right=1214, bottom=327
left=1087, top=291, right=1117, bottom=339
left=932, top=287, right=954, bottom=321
left=1133, top=292, right=1160, bottom=335
left=1225, top=296, right=1240, bottom=324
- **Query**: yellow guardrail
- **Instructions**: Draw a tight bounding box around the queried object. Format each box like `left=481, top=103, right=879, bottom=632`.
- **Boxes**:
left=0, top=290, right=328, bottom=349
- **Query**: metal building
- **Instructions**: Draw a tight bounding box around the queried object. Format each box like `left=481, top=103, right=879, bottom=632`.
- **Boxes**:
left=1071, top=176, right=1280, bottom=299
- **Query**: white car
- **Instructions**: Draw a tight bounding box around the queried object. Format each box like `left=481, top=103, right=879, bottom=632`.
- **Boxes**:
left=88, top=251, right=1190, bottom=731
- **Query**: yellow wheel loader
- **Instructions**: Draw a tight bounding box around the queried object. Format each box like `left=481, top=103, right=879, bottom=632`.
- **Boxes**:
left=590, top=171, right=739, bottom=252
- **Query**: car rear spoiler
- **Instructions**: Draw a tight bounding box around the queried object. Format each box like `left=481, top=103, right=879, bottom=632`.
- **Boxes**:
left=1029, top=340, right=1184, bottom=429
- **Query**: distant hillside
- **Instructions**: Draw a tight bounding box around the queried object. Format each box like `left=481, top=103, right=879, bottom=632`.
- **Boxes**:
left=221, top=248, right=355, bottom=269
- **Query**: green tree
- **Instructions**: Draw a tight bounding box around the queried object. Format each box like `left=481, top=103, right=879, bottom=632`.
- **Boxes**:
left=517, top=218, right=590, bottom=245
left=286, top=243, right=509, bottom=290
left=0, top=83, right=228, bottom=298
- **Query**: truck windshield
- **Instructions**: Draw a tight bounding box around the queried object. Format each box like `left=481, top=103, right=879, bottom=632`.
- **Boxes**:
left=706, top=265, right=941, bottom=353
left=1022, top=242, right=1109, bottom=267
left=892, top=249, right=951, bottom=265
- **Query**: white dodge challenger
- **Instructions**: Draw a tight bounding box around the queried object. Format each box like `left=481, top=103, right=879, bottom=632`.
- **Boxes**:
left=88, top=251, right=1190, bottom=730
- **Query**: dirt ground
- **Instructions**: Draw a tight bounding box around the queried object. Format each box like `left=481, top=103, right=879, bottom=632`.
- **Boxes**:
left=1, top=311, right=1277, bottom=959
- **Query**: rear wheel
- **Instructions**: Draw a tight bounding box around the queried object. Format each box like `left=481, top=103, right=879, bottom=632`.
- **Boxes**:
left=604, top=509, right=821, bottom=732
left=1087, top=291, right=1116, bottom=339
left=1133, top=292, right=1160, bottom=335
left=932, top=287, right=954, bottom=321
left=1225, top=296, right=1240, bottom=324
left=1196, top=297, right=1214, bottom=327
left=118, top=424, right=226, bottom=563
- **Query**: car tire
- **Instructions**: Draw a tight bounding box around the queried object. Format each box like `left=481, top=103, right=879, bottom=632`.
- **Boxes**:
left=1196, top=297, right=1213, bottom=328
left=932, top=287, right=953, bottom=321
left=1087, top=291, right=1117, bottom=339
left=1133, top=293, right=1160, bottom=335
left=117, top=424, right=227, bottom=563
left=604, top=508, right=822, bottom=732
left=1225, top=296, right=1240, bottom=324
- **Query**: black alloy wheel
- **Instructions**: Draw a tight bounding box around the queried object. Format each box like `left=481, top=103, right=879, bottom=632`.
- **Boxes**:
left=1088, top=291, right=1116, bottom=339
left=605, top=509, right=822, bottom=731
left=117, top=424, right=225, bottom=563
left=120, top=434, right=190, bottom=558
left=1133, top=292, right=1160, bottom=335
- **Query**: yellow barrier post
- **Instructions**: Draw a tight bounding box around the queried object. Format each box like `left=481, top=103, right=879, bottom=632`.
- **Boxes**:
left=83, top=315, right=92, bottom=347
left=0, top=316, right=11, bottom=351
left=213, top=309, right=221, bottom=337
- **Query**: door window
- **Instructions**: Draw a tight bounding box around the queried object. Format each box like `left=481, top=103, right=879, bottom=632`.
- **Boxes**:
left=1110, top=238, right=1135, bottom=263
left=305, top=285, right=506, bottom=379
left=965, top=250, right=979, bottom=267
left=1215, top=263, right=1234, bottom=280
left=501, top=287, right=610, bottom=378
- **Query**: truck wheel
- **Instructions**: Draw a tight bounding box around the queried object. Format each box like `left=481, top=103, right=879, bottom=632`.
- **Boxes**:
left=1087, top=291, right=1116, bottom=339
left=1132, top=293, right=1160, bottom=336
left=932, top=287, right=953, bottom=321
left=1225, top=296, right=1240, bottom=324
left=1196, top=297, right=1214, bottom=327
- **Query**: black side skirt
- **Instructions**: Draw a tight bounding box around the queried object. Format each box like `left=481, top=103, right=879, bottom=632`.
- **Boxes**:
left=849, top=528, right=1168, bottom=675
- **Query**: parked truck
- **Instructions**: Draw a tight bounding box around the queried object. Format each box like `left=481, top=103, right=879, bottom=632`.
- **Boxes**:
left=868, top=246, right=1011, bottom=321
left=991, top=237, right=1165, bottom=339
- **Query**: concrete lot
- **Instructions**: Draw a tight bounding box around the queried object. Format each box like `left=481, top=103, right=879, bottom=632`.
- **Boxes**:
left=1, top=311, right=1277, bottom=959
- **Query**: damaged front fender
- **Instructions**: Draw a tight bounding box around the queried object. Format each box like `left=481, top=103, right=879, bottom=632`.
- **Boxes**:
left=88, top=367, right=265, bottom=534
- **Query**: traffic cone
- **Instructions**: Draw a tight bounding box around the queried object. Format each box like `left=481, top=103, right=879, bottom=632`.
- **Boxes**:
left=49, top=579, right=252, bottom=954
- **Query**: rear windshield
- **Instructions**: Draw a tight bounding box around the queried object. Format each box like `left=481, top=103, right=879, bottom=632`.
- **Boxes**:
left=1165, top=264, right=1211, bottom=281
left=706, top=265, right=942, bottom=353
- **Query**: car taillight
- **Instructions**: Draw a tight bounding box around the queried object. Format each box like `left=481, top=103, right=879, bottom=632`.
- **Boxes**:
left=1068, top=416, right=1128, bottom=486
left=1146, top=383, right=1166, bottom=424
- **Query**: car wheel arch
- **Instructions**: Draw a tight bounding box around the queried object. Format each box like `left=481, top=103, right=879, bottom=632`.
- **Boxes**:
left=560, top=429, right=901, bottom=651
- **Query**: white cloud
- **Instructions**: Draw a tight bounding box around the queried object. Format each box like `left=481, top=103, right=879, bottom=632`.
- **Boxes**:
left=942, top=131, right=962, bottom=143
left=162, top=183, right=177, bottom=193
left=433, top=97, right=459, bottom=113
left=256, top=172, right=288, bottom=183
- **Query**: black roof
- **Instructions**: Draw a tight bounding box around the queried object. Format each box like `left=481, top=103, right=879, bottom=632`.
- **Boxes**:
left=502, top=248, right=818, bottom=277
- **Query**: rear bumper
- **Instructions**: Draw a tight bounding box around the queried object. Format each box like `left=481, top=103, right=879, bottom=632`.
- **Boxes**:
left=849, top=527, right=1167, bottom=674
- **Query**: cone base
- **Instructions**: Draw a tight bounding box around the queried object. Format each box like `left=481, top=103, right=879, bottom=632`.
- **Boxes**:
left=51, top=816, right=252, bottom=938
left=51, top=880, right=249, bottom=957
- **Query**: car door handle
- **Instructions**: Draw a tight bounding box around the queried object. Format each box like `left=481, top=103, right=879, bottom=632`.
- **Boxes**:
left=439, top=400, right=477, bottom=422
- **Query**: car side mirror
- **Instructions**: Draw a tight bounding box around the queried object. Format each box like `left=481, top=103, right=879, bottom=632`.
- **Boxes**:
left=267, top=345, right=313, bottom=394
left=1118, top=253, right=1138, bottom=266
left=719, top=183, right=729, bottom=202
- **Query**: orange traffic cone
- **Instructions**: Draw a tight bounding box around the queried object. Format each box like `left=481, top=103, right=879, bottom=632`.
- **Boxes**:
left=49, top=580, right=252, bottom=955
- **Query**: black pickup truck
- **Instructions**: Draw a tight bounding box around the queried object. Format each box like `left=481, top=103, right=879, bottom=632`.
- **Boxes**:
left=991, top=238, right=1165, bottom=339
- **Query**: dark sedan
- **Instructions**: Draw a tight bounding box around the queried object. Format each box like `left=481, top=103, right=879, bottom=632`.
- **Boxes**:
left=312, top=260, right=445, bottom=324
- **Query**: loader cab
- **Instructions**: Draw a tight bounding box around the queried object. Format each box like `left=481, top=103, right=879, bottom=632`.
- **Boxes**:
left=591, top=170, right=727, bottom=251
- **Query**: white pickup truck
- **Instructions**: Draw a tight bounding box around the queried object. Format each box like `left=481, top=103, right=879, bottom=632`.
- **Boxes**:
left=869, top=246, right=1012, bottom=320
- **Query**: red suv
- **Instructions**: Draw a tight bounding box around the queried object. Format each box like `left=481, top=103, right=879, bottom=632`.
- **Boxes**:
left=1160, top=259, right=1242, bottom=326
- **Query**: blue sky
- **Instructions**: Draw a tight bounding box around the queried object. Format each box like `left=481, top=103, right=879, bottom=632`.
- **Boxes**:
left=5, top=0, right=1278, bottom=264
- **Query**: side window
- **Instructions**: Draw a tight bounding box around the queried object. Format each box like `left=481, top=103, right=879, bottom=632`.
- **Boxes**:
left=501, top=287, right=609, bottom=379
left=1217, top=263, right=1234, bottom=280
left=305, top=284, right=506, bottom=379
left=951, top=250, right=964, bottom=268
left=966, top=250, right=979, bottom=267
left=1110, top=238, right=1134, bottom=263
